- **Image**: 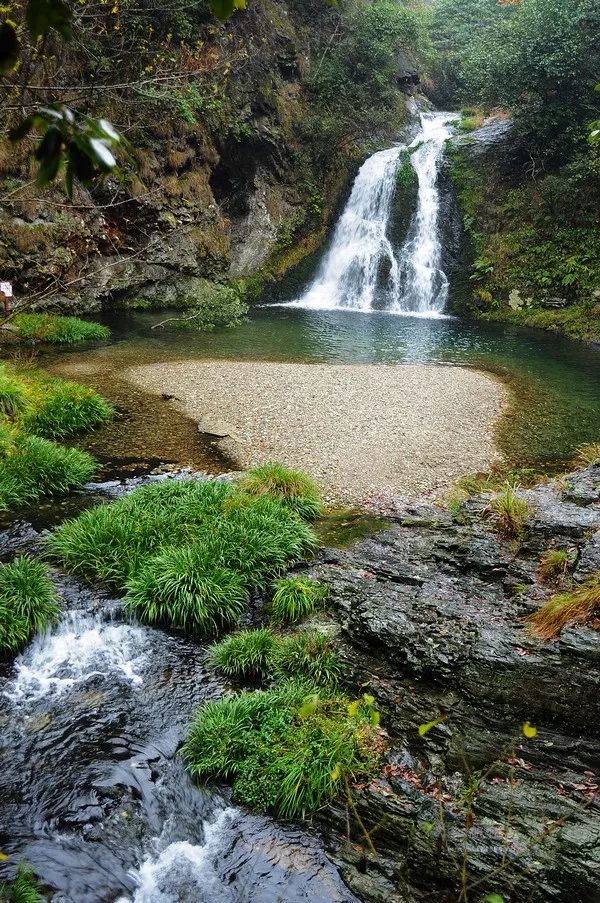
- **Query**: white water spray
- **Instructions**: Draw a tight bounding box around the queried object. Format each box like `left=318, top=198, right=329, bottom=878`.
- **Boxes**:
left=4, top=612, right=149, bottom=704
left=287, top=111, right=457, bottom=315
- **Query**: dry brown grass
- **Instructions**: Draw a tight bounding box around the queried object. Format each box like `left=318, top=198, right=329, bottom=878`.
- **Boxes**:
left=529, top=578, right=600, bottom=639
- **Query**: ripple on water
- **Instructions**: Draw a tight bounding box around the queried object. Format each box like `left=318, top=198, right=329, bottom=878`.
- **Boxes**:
left=4, top=612, right=150, bottom=705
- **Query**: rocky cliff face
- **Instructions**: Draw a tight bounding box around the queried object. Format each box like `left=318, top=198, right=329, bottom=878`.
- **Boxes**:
left=0, top=0, right=421, bottom=317
left=307, top=462, right=600, bottom=902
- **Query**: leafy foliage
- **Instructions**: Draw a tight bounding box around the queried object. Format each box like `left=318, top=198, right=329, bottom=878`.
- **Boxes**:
left=208, top=627, right=278, bottom=678
left=0, top=366, right=28, bottom=417
left=269, top=575, right=328, bottom=625
left=239, top=463, right=323, bottom=519
left=12, top=313, right=110, bottom=344
left=20, top=380, right=112, bottom=440
left=0, top=555, right=60, bottom=654
left=0, top=861, right=45, bottom=902
left=183, top=685, right=383, bottom=819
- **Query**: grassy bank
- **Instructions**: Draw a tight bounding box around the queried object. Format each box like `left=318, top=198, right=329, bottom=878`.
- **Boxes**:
left=0, top=556, right=60, bottom=655
left=0, top=362, right=112, bottom=510
left=10, top=313, right=110, bottom=345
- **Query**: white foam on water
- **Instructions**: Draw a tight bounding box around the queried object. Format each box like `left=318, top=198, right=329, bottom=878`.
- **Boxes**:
left=4, top=612, right=149, bottom=704
left=118, top=808, right=236, bottom=903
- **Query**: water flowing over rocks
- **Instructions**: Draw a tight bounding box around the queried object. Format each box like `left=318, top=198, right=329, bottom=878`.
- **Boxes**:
left=306, top=462, right=600, bottom=902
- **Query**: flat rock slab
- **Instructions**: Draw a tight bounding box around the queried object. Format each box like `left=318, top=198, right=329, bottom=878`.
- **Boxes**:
left=125, top=360, right=504, bottom=503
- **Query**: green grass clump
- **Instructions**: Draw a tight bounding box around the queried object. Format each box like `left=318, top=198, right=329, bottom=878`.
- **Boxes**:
left=0, top=436, right=95, bottom=510
left=529, top=576, right=600, bottom=640
left=125, top=544, right=248, bottom=633
left=208, top=627, right=341, bottom=686
left=21, top=379, right=113, bottom=439
left=0, top=862, right=45, bottom=903
left=488, top=483, right=529, bottom=538
left=49, top=478, right=317, bottom=634
left=538, top=549, right=571, bottom=583
left=208, top=627, right=277, bottom=679
left=183, top=685, right=382, bottom=819
left=273, top=630, right=341, bottom=687
left=239, top=463, right=323, bottom=519
left=13, top=313, right=110, bottom=344
left=0, top=365, right=28, bottom=417
left=270, top=575, right=328, bottom=625
left=0, top=556, right=60, bottom=654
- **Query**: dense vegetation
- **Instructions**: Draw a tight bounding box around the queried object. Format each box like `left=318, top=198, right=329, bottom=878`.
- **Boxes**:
left=0, top=363, right=109, bottom=509
left=49, top=467, right=320, bottom=632
left=11, top=314, right=110, bottom=345
left=431, top=0, right=600, bottom=338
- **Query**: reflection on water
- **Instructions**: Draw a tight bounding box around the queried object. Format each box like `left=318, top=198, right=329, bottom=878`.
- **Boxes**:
left=40, top=305, right=600, bottom=469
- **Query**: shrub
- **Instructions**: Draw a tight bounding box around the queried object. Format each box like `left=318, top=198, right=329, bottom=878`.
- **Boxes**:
left=21, top=379, right=113, bottom=439
left=239, top=463, right=323, bottom=519
left=0, top=556, right=60, bottom=654
left=273, top=630, right=341, bottom=687
left=0, top=436, right=95, bottom=510
left=183, top=685, right=381, bottom=819
left=208, top=627, right=277, bottom=679
left=538, top=549, right=571, bottom=583
left=12, top=313, right=110, bottom=344
left=124, top=543, right=248, bottom=633
left=529, top=577, right=600, bottom=640
left=269, top=576, right=329, bottom=625
left=0, top=365, right=28, bottom=416
left=488, top=483, right=529, bottom=538
left=0, top=861, right=45, bottom=903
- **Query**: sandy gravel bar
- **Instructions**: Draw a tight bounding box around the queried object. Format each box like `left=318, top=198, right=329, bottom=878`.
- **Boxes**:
left=125, top=361, right=504, bottom=504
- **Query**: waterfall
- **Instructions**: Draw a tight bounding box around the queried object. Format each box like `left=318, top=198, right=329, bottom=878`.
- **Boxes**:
left=287, top=111, right=457, bottom=316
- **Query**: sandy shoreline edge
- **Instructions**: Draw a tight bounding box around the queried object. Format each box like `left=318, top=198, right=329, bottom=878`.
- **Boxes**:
left=124, top=360, right=505, bottom=505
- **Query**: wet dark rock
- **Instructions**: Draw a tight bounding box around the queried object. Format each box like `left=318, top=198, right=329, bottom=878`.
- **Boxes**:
left=308, top=465, right=600, bottom=902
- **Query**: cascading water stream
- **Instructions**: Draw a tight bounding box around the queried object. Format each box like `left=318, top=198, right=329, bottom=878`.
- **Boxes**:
left=287, top=111, right=457, bottom=315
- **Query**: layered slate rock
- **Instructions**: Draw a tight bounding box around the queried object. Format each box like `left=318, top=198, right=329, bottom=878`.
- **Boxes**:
left=309, top=463, right=600, bottom=903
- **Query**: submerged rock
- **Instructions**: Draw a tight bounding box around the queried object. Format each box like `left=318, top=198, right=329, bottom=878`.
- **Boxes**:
left=309, top=462, right=600, bottom=902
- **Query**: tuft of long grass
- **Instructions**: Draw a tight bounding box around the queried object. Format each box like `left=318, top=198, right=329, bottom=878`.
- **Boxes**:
left=269, top=575, right=328, bottom=625
left=0, top=364, right=28, bottom=417
left=538, top=549, right=571, bottom=583
left=124, top=543, right=248, bottom=633
left=12, top=313, right=110, bottom=345
left=183, top=685, right=381, bottom=819
left=273, top=630, right=341, bottom=687
left=21, top=379, right=113, bottom=439
left=208, top=627, right=277, bottom=679
left=0, top=436, right=95, bottom=510
left=0, top=861, right=45, bottom=903
left=239, top=463, right=323, bottom=519
left=575, top=442, right=600, bottom=467
left=529, top=578, right=600, bottom=640
left=488, top=482, right=529, bottom=538
left=0, top=556, right=60, bottom=654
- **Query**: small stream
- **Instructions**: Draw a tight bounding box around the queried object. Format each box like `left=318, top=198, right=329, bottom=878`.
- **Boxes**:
left=0, top=504, right=359, bottom=902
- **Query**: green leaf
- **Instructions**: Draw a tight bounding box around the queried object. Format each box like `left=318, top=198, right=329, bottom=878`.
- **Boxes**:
left=347, top=699, right=360, bottom=718
left=209, top=0, right=235, bottom=22
left=485, top=895, right=505, bottom=903
left=0, top=20, right=20, bottom=72
left=362, top=693, right=375, bottom=706
left=26, top=0, right=73, bottom=41
left=418, top=717, right=444, bottom=737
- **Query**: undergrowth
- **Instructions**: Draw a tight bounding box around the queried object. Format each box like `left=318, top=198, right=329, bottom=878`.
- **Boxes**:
left=0, top=436, right=95, bottom=510
left=12, top=313, right=110, bottom=345
left=488, top=483, right=529, bottom=539
left=537, top=549, right=571, bottom=584
left=0, top=556, right=60, bottom=654
left=182, top=684, right=383, bottom=819
left=49, top=477, right=318, bottom=634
